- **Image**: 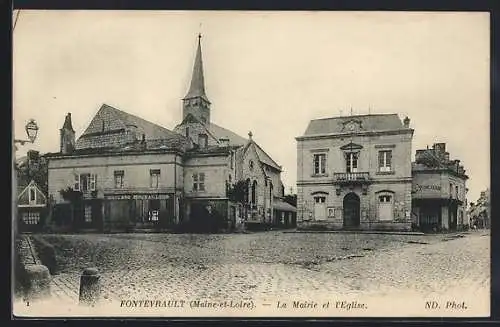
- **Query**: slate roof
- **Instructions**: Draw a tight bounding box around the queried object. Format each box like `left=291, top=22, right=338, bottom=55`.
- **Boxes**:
left=274, top=200, right=297, bottom=212
left=183, top=36, right=210, bottom=103
left=76, top=104, right=188, bottom=150
left=208, top=123, right=247, bottom=146
left=303, top=114, right=404, bottom=135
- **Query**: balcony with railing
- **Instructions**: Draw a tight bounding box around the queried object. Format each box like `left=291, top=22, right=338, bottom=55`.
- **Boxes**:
left=333, top=172, right=371, bottom=185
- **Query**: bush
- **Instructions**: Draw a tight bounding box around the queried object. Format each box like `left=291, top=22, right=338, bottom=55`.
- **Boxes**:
left=31, top=236, right=57, bottom=274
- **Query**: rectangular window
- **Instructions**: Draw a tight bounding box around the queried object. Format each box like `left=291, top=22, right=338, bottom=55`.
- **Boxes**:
left=450, top=183, right=453, bottom=198
left=378, top=150, right=392, bottom=172
left=313, top=153, right=327, bottom=175
left=314, top=197, right=326, bottom=203
left=193, top=173, right=206, bottom=192
left=230, top=151, right=234, bottom=169
left=198, top=134, right=208, bottom=148
left=455, top=186, right=459, bottom=199
left=74, top=174, right=80, bottom=191
left=84, top=205, right=92, bottom=223
left=22, top=212, right=40, bottom=225
left=150, top=169, right=160, bottom=188
left=346, top=152, right=358, bottom=173
left=114, top=170, right=124, bottom=188
left=29, top=188, right=36, bottom=204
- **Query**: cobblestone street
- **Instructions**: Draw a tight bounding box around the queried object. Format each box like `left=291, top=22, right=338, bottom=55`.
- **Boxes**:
left=37, top=230, right=490, bottom=306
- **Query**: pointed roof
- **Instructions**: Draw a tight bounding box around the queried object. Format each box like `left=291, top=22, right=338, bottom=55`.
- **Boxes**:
left=183, top=34, right=210, bottom=103
left=75, top=104, right=187, bottom=150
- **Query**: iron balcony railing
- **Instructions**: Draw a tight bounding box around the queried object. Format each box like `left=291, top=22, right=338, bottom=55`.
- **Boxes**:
left=333, top=172, right=370, bottom=184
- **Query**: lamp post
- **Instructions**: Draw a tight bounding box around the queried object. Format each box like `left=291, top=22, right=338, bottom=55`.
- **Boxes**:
left=13, top=119, right=39, bottom=237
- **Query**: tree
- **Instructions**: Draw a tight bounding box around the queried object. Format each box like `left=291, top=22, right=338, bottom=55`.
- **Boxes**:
left=226, top=180, right=248, bottom=205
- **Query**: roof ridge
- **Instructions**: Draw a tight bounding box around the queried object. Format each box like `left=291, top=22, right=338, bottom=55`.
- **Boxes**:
left=102, top=103, right=173, bottom=134
left=252, top=140, right=281, bottom=169
left=311, top=113, right=398, bottom=121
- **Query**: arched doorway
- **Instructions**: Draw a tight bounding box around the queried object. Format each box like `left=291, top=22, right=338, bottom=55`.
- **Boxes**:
left=343, top=192, right=360, bottom=229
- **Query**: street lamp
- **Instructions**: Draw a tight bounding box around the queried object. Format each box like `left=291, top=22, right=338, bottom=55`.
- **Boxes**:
left=15, top=118, right=39, bottom=146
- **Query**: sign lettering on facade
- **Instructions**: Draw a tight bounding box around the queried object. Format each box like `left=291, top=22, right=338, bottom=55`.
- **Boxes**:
left=106, top=194, right=169, bottom=200
left=413, top=184, right=441, bottom=193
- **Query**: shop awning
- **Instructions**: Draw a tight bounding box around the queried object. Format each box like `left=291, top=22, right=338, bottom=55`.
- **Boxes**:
left=273, top=200, right=297, bottom=212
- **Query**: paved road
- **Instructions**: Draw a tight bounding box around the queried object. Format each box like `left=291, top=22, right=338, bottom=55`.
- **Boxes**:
left=41, top=231, right=489, bottom=305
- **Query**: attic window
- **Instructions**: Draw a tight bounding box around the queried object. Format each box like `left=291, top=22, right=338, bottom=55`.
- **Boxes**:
left=29, top=187, right=36, bottom=205
left=198, top=134, right=208, bottom=148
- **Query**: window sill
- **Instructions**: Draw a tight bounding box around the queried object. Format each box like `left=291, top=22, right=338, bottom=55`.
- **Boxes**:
left=311, top=174, right=329, bottom=178
left=376, top=171, right=395, bottom=175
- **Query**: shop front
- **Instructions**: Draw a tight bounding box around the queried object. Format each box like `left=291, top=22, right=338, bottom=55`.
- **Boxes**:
left=103, top=192, right=177, bottom=232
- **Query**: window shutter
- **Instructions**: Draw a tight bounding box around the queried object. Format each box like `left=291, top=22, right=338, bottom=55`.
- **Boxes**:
left=90, top=174, right=97, bottom=191
left=320, top=154, right=326, bottom=174
left=74, top=174, right=80, bottom=191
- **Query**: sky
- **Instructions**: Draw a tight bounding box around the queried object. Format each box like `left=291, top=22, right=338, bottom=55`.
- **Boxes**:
left=13, top=11, right=490, bottom=203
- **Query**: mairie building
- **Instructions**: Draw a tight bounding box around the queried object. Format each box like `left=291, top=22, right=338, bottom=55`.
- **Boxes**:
left=296, top=113, right=414, bottom=231
left=45, top=36, right=296, bottom=233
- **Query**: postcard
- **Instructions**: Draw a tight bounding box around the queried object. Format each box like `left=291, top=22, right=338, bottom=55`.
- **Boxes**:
left=12, top=10, right=490, bottom=318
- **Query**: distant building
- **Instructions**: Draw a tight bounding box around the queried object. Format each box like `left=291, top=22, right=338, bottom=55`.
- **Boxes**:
left=411, top=143, right=469, bottom=232
left=46, top=35, right=294, bottom=233
left=296, top=113, right=414, bottom=231
left=17, top=180, right=48, bottom=233
left=468, top=188, right=490, bottom=229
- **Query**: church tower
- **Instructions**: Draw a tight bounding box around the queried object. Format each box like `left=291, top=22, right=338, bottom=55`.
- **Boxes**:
left=182, top=34, right=211, bottom=125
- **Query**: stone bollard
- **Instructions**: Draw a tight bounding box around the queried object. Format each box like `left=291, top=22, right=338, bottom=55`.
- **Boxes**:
left=24, top=264, right=51, bottom=301
left=79, top=268, right=101, bottom=306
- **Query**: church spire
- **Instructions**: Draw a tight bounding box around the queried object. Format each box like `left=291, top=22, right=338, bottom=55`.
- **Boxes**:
left=182, top=34, right=211, bottom=125
left=184, top=34, right=209, bottom=103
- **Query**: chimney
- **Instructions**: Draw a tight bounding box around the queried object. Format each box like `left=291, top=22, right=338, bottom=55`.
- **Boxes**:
left=60, top=113, right=76, bottom=154
left=403, top=116, right=410, bottom=128
left=415, top=149, right=425, bottom=162
left=433, top=143, right=446, bottom=154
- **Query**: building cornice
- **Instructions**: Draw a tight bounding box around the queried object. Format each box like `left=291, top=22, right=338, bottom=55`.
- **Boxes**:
left=412, top=168, right=469, bottom=180
left=47, top=148, right=185, bottom=160
left=297, top=177, right=412, bottom=186
left=296, top=129, right=414, bottom=141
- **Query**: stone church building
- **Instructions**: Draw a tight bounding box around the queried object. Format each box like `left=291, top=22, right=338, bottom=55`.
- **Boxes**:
left=46, top=35, right=295, bottom=233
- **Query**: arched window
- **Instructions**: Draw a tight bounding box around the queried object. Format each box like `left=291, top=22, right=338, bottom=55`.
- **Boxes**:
left=252, top=180, right=257, bottom=206
left=244, top=178, right=251, bottom=203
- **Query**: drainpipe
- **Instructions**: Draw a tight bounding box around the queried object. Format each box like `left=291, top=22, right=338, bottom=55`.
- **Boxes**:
left=174, top=153, right=177, bottom=225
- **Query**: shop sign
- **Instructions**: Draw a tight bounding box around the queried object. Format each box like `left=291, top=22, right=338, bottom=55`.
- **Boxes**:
left=413, top=184, right=441, bottom=193
left=106, top=194, right=170, bottom=200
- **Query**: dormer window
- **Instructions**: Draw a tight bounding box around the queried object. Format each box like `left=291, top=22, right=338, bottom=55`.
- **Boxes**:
left=198, top=134, right=208, bottom=148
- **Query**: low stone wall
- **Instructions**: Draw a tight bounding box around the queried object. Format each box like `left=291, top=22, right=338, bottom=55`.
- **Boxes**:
left=15, top=235, right=52, bottom=301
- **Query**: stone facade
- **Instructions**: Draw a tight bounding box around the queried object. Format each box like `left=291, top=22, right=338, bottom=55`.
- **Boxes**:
left=412, top=143, right=469, bottom=232
left=296, top=114, right=414, bottom=231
